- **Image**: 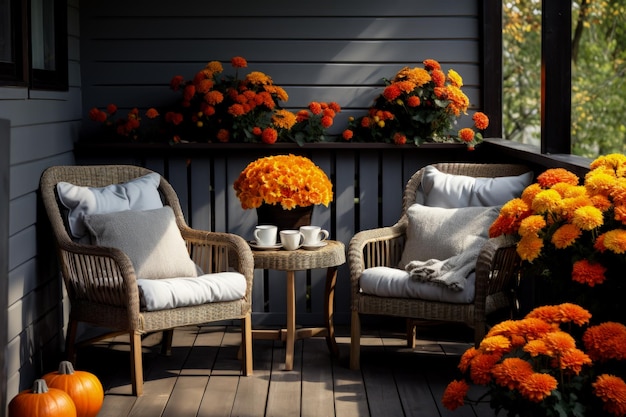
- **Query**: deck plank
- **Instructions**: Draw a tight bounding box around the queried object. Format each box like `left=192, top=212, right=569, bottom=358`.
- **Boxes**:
left=73, top=323, right=479, bottom=417
left=301, top=338, right=336, bottom=417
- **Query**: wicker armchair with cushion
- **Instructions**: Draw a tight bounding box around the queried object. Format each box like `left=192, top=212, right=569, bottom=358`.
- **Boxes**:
left=349, top=162, right=533, bottom=370
left=40, top=165, right=255, bottom=395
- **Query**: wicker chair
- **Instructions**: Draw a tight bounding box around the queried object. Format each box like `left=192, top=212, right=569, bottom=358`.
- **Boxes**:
left=349, top=162, right=530, bottom=370
left=40, top=165, right=255, bottom=395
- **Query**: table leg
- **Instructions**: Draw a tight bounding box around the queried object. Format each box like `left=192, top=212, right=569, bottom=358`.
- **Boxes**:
left=324, top=266, right=340, bottom=356
left=285, top=270, right=296, bottom=370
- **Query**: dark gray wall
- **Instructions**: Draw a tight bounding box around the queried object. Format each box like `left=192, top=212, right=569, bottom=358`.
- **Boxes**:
left=79, top=0, right=485, bottom=139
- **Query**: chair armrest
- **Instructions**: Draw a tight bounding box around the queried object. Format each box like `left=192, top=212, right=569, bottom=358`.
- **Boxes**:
left=474, top=235, right=521, bottom=312
left=181, top=227, right=255, bottom=303
left=55, top=239, right=141, bottom=314
left=348, top=223, right=407, bottom=303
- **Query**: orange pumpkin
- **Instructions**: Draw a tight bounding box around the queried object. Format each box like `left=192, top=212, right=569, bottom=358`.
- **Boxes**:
left=8, top=378, right=77, bottom=417
left=42, top=361, right=104, bottom=417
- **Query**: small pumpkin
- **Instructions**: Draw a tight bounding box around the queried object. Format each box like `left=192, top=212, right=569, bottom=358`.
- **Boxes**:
left=42, top=361, right=104, bottom=417
left=9, top=378, right=77, bottom=417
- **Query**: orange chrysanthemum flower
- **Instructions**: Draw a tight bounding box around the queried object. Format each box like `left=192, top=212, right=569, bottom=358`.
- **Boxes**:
left=492, top=357, right=534, bottom=389
left=406, top=95, right=420, bottom=107
left=472, top=112, right=489, bottom=130
left=479, top=335, right=512, bottom=355
left=342, top=129, right=353, bottom=141
left=216, top=128, right=230, bottom=143
left=516, top=234, right=543, bottom=262
left=261, top=127, right=278, bottom=144
left=393, top=132, right=407, bottom=145
left=469, top=352, right=500, bottom=385
left=518, top=215, right=547, bottom=237
left=603, top=229, right=626, bottom=254
left=231, top=56, right=247, bottom=68
left=593, top=374, right=626, bottom=416
left=559, top=348, right=592, bottom=375
left=458, top=128, right=475, bottom=143
left=517, top=373, right=558, bottom=402
left=572, top=259, right=607, bottom=287
left=442, top=380, right=469, bottom=411
left=551, top=223, right=581, bottom=248
left=584, top=322, right=626, bottom=362
left=537, top=168, right=580, bottom=188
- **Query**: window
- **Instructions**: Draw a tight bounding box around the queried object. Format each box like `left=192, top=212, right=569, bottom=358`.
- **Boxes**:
left=0, top=0, right=67, bottom=90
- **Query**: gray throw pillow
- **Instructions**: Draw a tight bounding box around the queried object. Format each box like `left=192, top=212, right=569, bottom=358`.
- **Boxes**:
left=84, top=206, right=198, bottom=279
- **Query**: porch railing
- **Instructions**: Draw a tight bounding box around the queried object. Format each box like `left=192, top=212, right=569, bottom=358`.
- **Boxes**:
left=73, top=140, right=536, bottom=326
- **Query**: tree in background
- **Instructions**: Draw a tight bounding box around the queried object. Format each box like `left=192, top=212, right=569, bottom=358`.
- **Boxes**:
left=503, top=0, right=626, bottom=158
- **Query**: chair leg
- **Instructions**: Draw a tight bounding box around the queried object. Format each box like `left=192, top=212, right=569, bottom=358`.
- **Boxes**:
left=65, top=319, right=79, bottom=363
left=129, top=332, right=144, bottom=396
left=241, top=313, right=253, bottom=376
left=349, top=310, right=361, bottom=370
left=160, top=329, right=174, bottom=355
left=406, top=319, right=417, bottom=348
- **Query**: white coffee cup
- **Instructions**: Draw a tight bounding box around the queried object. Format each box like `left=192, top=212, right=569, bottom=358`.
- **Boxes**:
left=254, top=225, right=278, bottom=247
left=280, top=230, right=304, bottom=251
left=299, top=225, right=329, bottom=245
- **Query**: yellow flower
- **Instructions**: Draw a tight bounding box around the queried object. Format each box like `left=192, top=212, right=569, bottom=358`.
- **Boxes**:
left=531, top=189, right=562, bottom=214
left=571, top=205, right=604, bottom=230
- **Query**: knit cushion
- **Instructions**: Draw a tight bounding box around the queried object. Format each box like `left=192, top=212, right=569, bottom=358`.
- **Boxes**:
left=398, top=204, right=500, bottom=269
left=417, top=165, right=533, bottom=208
left=57, top=172, right=163, bottom=239
left=84, top=206, right=198, bottom=279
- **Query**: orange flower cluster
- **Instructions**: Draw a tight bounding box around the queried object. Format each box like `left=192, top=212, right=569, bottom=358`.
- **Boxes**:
left=289, top=101, right=342, bottom=146
left=233, top=154, right=333, bottom=210
left=343, top=58, right=489, bottom=149
left=88, top=56, right=340, bottom=145
left=88, top=104, right=160, bottom=141
left=490, top=154, right=626, bottom=289
left=443, top=303, right=626, bottom=416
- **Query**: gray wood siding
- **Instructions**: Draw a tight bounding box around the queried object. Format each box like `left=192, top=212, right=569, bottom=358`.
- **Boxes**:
left=1, top=0, right=81, bottom=407
left=79, top=0, right=483, bottom=138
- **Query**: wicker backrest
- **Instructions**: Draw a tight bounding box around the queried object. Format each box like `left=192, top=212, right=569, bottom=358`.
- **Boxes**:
left=40, top=164, right=186, bottom=246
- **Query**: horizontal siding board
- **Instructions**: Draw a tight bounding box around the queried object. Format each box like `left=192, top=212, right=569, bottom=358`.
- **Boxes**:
left=11, top=123, right=77, bottom=165
left=0, top=88, right=82, bottom=127
left=9, top=194, right=36, bottom=237
left=81, top=39, right=479, bottom=63
left=80, top=62, right=480, bottom=87
left=83, top=1, right=478, bottom=17
left=83, top=17, right=477, bottom=40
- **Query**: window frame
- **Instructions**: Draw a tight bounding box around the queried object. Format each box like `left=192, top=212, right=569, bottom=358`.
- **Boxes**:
left=0, top=0, right=68, bottom=91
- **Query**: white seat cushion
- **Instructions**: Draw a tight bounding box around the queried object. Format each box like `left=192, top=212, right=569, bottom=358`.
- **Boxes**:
left=138, top=272, right=247, bottom=311
left=359, top=266, right=475, bottom=303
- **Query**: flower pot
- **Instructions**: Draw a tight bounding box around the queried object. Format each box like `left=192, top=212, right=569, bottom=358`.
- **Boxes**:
left=256, top=204, right=313, bottom=231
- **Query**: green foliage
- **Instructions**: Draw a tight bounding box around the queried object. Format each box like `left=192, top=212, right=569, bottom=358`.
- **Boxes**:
left=503, top=0, right=626, bottom=157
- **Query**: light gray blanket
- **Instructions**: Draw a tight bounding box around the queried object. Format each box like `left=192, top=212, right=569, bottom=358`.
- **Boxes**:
left=404, top=245, right=481, bottom=291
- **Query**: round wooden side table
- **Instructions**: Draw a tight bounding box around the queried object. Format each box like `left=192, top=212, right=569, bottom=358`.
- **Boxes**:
left=251, top=240, right=346, bottom=370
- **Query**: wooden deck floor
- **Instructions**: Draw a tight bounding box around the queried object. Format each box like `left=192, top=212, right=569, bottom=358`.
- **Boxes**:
left=77, top=322, right=493, bottom=417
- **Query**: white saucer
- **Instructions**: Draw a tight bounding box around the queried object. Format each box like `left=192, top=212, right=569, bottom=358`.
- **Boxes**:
left=302, top=241, right=328, bottom=250
left=249, top=241, right=282, bottom=251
